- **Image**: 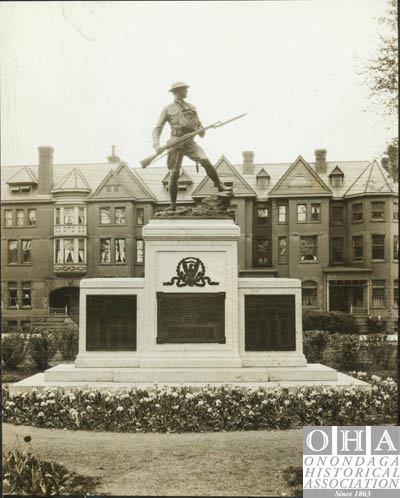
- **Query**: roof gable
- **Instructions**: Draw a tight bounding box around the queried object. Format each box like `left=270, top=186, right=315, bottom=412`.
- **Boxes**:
left=344, top=160, right=394, bottom=197
left=192, top=155, right=256, bottom=198
left=268, top=155, right=332, bottom=197
left=6, top=167, right=38, bottom=185
left=256, top=168, right=270, bottom=178
left=114, top=163, right=156, bottom=201
left=162, top=168, right=193, bottom=186
left=53, top=168, right=91, bottom=192
left=91, top=170, right=133, bottom=199
left=329, top=165, right=344, bottom=176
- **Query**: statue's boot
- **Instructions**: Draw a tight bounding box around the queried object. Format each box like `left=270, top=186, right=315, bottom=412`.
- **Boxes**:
left=200, top=159, right=231, bottom=192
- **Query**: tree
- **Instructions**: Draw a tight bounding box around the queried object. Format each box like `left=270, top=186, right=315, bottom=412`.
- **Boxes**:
left=383, top=137, right=398, bottom=181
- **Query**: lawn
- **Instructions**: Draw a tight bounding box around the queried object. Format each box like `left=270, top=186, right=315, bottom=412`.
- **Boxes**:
left=3, top=423, right=303, bottom=497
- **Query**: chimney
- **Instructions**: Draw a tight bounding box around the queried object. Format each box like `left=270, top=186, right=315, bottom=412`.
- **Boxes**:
left=242, top=151, right=254, bottom=174
left=107, top=145, right=121, bottom=164
left=38, top=146, right=54, bottom=194
left=315, top=149, right=327, bottom=175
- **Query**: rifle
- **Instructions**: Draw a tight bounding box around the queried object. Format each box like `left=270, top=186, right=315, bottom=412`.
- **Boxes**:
left=140, top=113, right=247, bottom=168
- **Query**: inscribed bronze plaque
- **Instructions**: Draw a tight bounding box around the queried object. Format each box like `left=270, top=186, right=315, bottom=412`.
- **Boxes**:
left=245, top=295, right=295, bottom=351
left=86, top=295, right=136, bottom=351
left=157, top=292, right=225, bottom=343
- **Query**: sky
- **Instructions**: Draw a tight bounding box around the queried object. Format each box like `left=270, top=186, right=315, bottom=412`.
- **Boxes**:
left=0, top=0, right=397, bottom=169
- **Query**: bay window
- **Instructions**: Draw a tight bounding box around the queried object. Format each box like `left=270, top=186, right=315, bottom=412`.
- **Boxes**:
left=54, top=238, right=86, bottom=264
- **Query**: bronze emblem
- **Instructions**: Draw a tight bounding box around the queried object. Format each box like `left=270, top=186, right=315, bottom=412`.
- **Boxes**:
left=163, top=257, right=219, bottom=287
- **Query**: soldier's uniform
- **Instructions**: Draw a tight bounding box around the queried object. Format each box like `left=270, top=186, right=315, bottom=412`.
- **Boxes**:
left=152, top=82, right=224, bottom=208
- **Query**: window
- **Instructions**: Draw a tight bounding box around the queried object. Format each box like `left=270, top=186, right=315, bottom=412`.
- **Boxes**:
left=78, top=207, right=86, bottom=225
left=113, top=185, right=120, bottom=192
left=8, top=240, right=18, bottom=264
left=394, top=202, right=398, bottom=221
left=28, top=209, right=36, bottom=226
left=115, top=239, right=126, bottom=263
left=302, top=281, right=318, bottom=307
left=332, top=237, right=344, bottom=263
left=22, top=240, right=32, bottom=263
left=136, top=208, right=144, bottom=225
left=136, top=239, right=144, bottom=264
left=278, top=204, right=287, bottom=223
left=100, top=207, right=111, bottom=224
left=372, top=234, right=385, bottom=260
left=352, top=203, right=363, bottom=222
left=8, top=282, right=17, bottom=307
left=371, top=201, right=385, bottom=221
left=115, top=207, right=126, bottom=225
left=257, top=205, right=268, bottom=223
left=64, top=207, right=74, bottom=225
left=257, top=176, right=270, bottom=187
left=394, top=280, right=398, bottom=308
left=22, top=282, right=31, bottom=307
left=7, top=320, right=18, bottom=331
left=100, top=238, right=111, bottom=263
left=300, top=236, right=317, bottom=261
left=255, top=238, right=269, bottom=265
left=54, top=238, right=86, bottom=264
left=372, top=280, right=385, bottom=307
left=331, top=205, right=344, bottom=224
left=16, top=209, right=24, bottom=226
left=21, top=320, right=31, bottom=331
left=278, top=237, right=287, bottom=263
left=394, top=236, right=399, bottom=260
left=4, top=210, right=12, bottom=226
left=55, top=208, right=61, bottom=225
left=330, top=175, right=343, bottom=187
left=105, top=185, right=112, bottom=193
left=352, top=236, right=363, bottom=262
left=311, top=204, right=321, bottom=222
left=297, top=204, right=306, bottom=222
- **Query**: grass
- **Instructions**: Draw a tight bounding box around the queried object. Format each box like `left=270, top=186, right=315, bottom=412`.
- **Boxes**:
left=3, top=423, right=304, bottom=497
left=2, top=356, right=71, bottom=384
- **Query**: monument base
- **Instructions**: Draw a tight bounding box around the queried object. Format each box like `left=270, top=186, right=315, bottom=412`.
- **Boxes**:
left=8, top=363, right=371, bottom=395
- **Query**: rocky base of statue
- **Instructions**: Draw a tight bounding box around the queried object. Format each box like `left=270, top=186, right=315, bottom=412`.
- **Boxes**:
left=154, top=189, right=234, bottom=218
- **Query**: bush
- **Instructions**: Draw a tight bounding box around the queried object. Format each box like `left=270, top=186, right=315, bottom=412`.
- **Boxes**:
left=54, top=328, right=79, bottom=361
left=303, top=330, right=330, bottom=363
left=367, top=316, right=387, bottom=333
left=2, top=374, right=397, bottom=432
left=322, top=333, right=360, bottom=371
left=363, top=334, right=394, bottom=369
left=303, top=311, right=359, bottom=334
left=1, top=330, right=30, bottom=370
left=29, top=329, right=58, bottom=370
left=3, top=445, right=98, bottom=495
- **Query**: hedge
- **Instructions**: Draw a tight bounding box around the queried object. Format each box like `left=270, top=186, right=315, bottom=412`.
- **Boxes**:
left=303, top=311, right=359, bottom=334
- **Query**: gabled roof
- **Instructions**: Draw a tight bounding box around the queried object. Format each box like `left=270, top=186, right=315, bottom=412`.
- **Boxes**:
left=6, top=167, right=38, bottom=185
left=256, top=168, right=270, bottom=178
left=192, top=155, right=256, bottom=198
left=53, top=167, right=91, bottom=192
left=90, top=169, right=133, bottom=199
left=329, top=165, right=344, bottom=176
left=344, top=160, right=395, bottom=197
left=268, top=155, right=332, bottom=197
left=114, top=163, right=156, bottom=202
left=162, top=168, right=193, bottom=186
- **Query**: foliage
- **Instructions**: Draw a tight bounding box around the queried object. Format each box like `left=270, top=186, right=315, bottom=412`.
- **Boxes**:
left=2, top=444, right=98, bottom=495
left=303, top=311, right=359, bottom=334
left=2, top=330, right=31, bottom=370
left=29, top=329, right=58, bottom=370
left=383, top=137, right=398, bottom=180
left=367, top=315, right=388, bottom=333
left=282, top=466, right=303, bottom=497
left=322, top=333, right=361, bottom=371
left=54, top=328, right=79, bottom=361
left=2, top=374, right=397, bottom=432
left=303, top=330, right=330, bottom=363
left=363, top=334, right=394, bottom=369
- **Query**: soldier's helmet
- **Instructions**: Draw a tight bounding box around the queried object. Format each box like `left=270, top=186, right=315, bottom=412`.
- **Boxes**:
left=168, top=81, right=189, bottom=93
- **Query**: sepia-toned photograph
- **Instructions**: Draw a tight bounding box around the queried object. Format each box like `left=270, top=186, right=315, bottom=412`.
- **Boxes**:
left=1, top=1, right=398, bottom=497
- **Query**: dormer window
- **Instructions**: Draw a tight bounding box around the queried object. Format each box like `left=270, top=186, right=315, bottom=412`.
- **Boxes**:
left=21, top=186, right=32, bottom=192
left=256, top=168, right=270, bottom=187
left=162, top=168, right=193, bottom=191
left=223, top=180, right=234, bottom=188
left=329, top=166, right=344, bottom=187
left=6, top=167, right=38, bottom=193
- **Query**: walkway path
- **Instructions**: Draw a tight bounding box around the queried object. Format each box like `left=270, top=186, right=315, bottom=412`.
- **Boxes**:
left=3, top=423, right=303, bottom=496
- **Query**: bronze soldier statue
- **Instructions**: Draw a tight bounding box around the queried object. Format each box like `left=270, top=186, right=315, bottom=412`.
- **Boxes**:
left=152, top=81, right=230, bottom=211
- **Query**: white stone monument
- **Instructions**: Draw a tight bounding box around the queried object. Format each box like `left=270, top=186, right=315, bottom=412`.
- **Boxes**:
left=11, top=218, right=369, bottom=392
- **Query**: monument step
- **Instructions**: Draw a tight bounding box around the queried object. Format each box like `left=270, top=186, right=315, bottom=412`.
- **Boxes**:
left=9, top=370, right=371, bottom=395
left=43, top=363, right=337, bottom=383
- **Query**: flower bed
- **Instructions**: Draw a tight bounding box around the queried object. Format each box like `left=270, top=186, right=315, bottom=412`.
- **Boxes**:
left=3, top=374, right=397, bottom=432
